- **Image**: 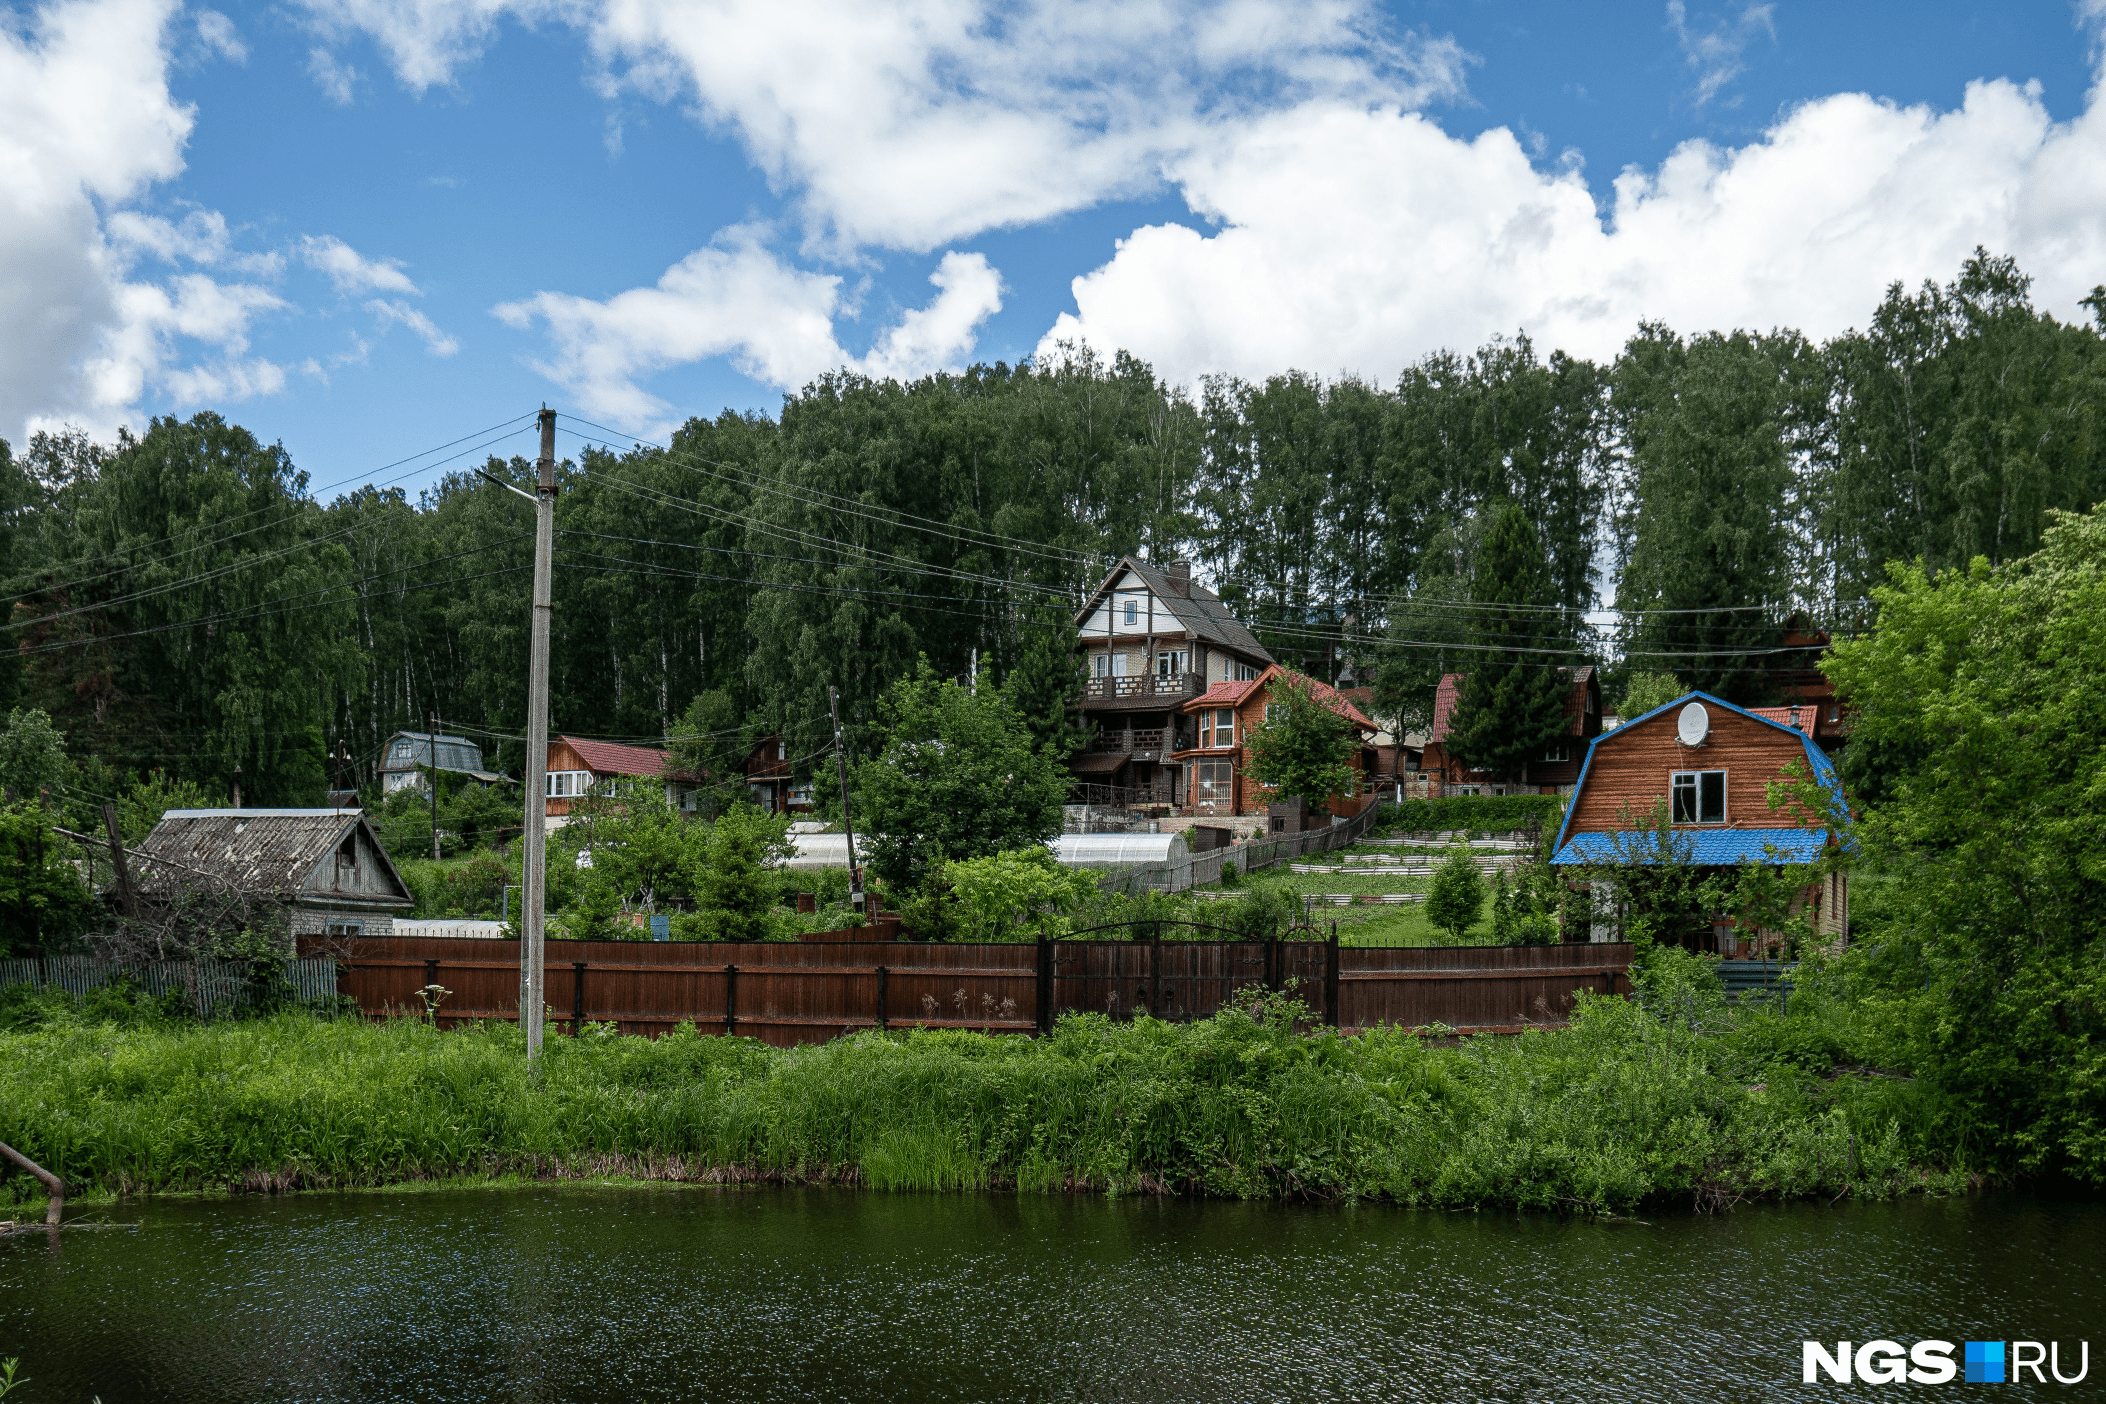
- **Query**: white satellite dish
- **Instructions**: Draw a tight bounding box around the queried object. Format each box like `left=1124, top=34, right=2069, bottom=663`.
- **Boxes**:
left=1676, top=701, right=1710, bottom=746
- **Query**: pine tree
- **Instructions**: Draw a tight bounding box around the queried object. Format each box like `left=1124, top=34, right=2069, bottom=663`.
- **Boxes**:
left=1003, top=609, right=1090, bottom=759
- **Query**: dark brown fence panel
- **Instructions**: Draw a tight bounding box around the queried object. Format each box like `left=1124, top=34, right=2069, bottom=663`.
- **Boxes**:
left=302, top=934, right=1629, bottom=1043
left=1337, top=943, right=1633, bottom=1033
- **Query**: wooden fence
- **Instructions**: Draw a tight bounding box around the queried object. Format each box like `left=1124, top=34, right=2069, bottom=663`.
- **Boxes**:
left=303, top=931, right=1631, bottom=1044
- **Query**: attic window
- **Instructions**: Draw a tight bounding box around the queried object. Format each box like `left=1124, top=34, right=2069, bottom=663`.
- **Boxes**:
left=1672, top=769, right=1727, bottom=824
left=337, top=835, right=358, bottom=872
left=1123, top=600, right=1138, bottom=627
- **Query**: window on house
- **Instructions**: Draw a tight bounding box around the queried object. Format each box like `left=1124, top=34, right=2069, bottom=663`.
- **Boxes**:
left=336, top=834, right=358, bottom=872
left=776, top=739, right=787, bottom=760
left=1123, top=599, right=1138, bottom=627
left=1827, top=703, right=1840, bottom=722
left=1212, top=708, right=1235, bottom=747
left=1233, top=661, right=1259, bottom=681
left=1671, top=769, right=1727, bottom=823
left=1156, top=651, right=1185, bottom=676
left=1264, top=702, right=1280, bottom=723
left=324, top=919, right=364, bottom=937
left=546, top=771, right=591, bottom=798
left=389, top=740, right=412, bottom=760
left=1094, top=652, right=1110, bottom=678
left=1196, top=760, right=1234, bottom=811
left=1542, top=742, right=1570, bottom=764
left=1112, top=653, right=1128, bottom=677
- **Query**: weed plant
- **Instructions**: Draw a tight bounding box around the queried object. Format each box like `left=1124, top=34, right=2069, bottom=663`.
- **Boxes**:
left=0, top=959, right=1961, bottom=1215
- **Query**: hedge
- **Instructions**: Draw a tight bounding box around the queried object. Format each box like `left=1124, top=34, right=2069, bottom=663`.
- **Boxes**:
left=1376, top=794, right=1564, bottom=834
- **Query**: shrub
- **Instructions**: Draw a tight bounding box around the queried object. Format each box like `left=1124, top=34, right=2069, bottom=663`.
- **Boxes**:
left=1379, top=794, right=1563, bottom=836
left=1424, top=847, right=1485, bottom=943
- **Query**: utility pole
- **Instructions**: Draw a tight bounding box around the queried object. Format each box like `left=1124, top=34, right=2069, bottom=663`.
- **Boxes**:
left=520, top=408, right=558, bottom=1059
left=828, top=685, right=864, bottom=915
left=428, top=712, right=442, bottom=861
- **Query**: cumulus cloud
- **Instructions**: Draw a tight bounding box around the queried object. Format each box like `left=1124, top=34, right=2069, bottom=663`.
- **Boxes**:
left=299, top=234, right=419, bottom=294
left=366, top=297, right=460, bottom=355
left=0, top=0, right=296, bottom=442
left=1040, top=74, right=2106, bottom=387
left=296, top=0, right=1470, bottom=251
left=493, top=230, right=1001, bottom=429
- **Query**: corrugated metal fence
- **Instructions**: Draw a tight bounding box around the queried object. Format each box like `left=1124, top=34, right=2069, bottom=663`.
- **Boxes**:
left=1104, top=803, right=1384, bottom=893
left=304, top=932, right=1631, bottom=1044
left=0, top=954, right=340, bottom=1018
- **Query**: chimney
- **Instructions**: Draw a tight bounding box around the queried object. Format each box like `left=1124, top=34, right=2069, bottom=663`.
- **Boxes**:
left=1162, top=561, right=1191, bottom=598
left=1789, top=703, right=1801, bottom=732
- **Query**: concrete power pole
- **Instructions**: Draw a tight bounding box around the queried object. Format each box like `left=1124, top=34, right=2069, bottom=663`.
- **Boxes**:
left=428, top=711, right=442, bottom=861
left=828, top=685, right=864, bottom=915
left=519, top=409, right=558, bottom=1059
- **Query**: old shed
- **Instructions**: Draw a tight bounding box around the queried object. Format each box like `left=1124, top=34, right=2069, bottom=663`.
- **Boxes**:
left=135, top=808, right=415, bottom=938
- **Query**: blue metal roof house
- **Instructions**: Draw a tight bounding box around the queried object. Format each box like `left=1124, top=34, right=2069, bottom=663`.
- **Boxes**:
left=1548, top=691, right=1852, bottom=948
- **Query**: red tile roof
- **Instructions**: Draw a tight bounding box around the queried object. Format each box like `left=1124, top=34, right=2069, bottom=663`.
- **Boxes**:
left=559, top=735, right=670, bottom=777
left=1190, top=679, right=1261, bottom=708
left=1185, top=668, right=1376, bottom=731
left=1747, top=706, right=1814, bottom=736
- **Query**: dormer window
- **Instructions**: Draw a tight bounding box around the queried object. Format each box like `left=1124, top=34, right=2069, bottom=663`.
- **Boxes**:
left=1672, top=770, right=1727, bottom=824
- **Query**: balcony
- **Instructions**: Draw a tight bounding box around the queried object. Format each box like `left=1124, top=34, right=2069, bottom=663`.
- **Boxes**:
left=1090, top=728, right=1167, bottom=756
left=1082, top=673, right=1205, bottom=707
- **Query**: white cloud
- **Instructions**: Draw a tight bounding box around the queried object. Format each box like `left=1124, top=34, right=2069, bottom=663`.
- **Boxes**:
left=1040, top=74, right=2106, bottom=388
left=300, top=233, right=420, bottom=294
left=306, top=44, right=363, bottom=103
left=1667, top=1, right=1775, bottom=108
left=493, top=230, right=1001, bottom=429
left=295, top=0, right=1469, bottom=251
left=366, top=297, right=460, bottom=355
left=0, top=0, right=296, bottom=442
left=193, top=9, right=248, bottom=64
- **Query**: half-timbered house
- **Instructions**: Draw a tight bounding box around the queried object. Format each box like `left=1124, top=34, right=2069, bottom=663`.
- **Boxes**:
left=1070, top=557, right=1275, bottom=806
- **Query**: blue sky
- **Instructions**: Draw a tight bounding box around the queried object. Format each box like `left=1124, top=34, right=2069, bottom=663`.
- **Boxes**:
left=3, top=0, right=2101, bottom=499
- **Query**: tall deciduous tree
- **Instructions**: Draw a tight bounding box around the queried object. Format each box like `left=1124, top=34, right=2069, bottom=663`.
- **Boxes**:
left=855, top=664, right=1066, bottom=892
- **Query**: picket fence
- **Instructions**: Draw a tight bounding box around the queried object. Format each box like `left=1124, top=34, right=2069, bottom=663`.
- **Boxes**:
left=0, top=954, right=340, bottom=1018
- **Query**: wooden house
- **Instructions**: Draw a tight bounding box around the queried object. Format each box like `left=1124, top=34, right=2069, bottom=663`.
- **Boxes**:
left=133, top=808, right=413, bottom=938
left=743, top=734, right=816, bottom=814
left=1423, top=666, right=1602, bottom=796
left=1548, top=692, right=1851, bottom=948
left=1172, top=665, right=1379, bottom=817
left=543, top=735, right=696, bottom=823
left=1069, top=556, right=1275, bottom=806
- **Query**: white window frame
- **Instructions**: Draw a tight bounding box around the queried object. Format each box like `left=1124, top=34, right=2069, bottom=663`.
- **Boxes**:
left=1542, top=742, right=1570, bottom=764
left=1233, top=661, right=1259, bottom=682
left=1111, top=653, right=1128, bottom=677
left=1213, top=708, right=1236, bottom=748
left=1093, top=652, right=1110, bottom=678
left=1123, top=599, right=1138, bottom=627
left=1155, top=650, right=1186, bottom=677
left=1264, top=702, right=1280, bottom=723
left=545, top=770, right=592, bottom=798
left=1671, top=769, right=1727, bottom=824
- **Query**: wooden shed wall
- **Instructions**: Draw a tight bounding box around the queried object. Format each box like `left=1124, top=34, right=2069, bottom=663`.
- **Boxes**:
left=1566, top=708, right=1812, bottom=835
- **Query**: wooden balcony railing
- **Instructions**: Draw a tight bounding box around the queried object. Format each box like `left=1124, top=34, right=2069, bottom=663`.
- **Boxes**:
left=1082, top=674, right=1205, bottom=703
left=1090, top=728, right=1167, bottom=754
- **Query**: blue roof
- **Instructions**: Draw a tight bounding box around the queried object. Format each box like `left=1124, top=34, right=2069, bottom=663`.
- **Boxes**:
left=1551, top=827, right=1833, bottom=867
left=1549, top=690, right=1852, bottom=867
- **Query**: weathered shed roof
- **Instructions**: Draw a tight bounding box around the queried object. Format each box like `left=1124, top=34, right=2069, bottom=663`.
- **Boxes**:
left=135, top=809, right=413, bottom=908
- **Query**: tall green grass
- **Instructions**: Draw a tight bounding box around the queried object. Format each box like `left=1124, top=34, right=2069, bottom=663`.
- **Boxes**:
left=0, top=970, right=1962, bottom=1214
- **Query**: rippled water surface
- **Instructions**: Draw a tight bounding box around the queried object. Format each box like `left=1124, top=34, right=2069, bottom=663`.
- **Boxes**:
left=2, top=1189, right=2101, bottom=1401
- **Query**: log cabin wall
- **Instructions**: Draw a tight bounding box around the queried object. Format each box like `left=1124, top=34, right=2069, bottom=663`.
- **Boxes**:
left=1565, top=707, right=1813, bottom=835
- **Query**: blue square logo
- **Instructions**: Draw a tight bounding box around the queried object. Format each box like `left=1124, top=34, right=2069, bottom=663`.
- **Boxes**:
left=1966, top=1341, right=2006, bottom=1384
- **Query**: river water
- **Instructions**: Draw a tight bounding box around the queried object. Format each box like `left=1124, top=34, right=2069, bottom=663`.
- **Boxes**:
left=2, top=1189, right=2099, bottom=1401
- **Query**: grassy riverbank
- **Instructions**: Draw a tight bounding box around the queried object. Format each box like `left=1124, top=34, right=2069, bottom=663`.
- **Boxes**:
left=0, top=962, right=1964, bottom=1215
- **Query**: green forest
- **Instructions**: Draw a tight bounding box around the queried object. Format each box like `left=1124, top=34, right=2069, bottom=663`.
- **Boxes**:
left=2, top=250, right=2101, bottom=813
